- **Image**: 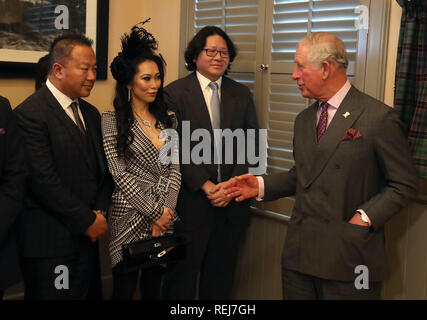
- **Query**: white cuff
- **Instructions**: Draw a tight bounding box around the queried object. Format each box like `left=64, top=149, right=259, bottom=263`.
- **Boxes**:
left=256, top=176, right=264, bottom=201
left=356, top=209, right=371, bottom=226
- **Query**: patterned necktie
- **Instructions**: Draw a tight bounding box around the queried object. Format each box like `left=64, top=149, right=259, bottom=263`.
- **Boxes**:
left=70, top=101, right=85, bottom=134
left=317, top=101, right=329, bottom=142
left=208, top=82, right=221, bottom=182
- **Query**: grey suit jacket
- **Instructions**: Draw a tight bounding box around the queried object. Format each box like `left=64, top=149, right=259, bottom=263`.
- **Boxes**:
left=264, top=86, right=418, bottom=281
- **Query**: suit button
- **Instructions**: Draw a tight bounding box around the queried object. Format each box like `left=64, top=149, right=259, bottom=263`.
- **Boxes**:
left=335, top=164, right=340, bottom=169
left=323, top=218, right=330, bottom=224
left=323, top=190, right=329, bottom=196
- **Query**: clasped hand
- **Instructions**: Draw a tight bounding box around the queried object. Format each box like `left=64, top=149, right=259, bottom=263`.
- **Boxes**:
left=151, top=207, right=174, bottom=237
left=84, top=210, right=108, bottom=242
left=202, top=180, right=232, bottom=208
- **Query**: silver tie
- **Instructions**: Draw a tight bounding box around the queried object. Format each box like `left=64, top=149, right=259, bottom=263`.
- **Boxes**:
left=208, top=82, right=221, bottom=182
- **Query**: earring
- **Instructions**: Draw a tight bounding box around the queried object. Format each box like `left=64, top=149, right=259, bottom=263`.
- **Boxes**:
left=128, top=88, right=131, bottom=102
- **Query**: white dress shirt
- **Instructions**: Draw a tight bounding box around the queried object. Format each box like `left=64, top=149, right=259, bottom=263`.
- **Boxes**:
left=46, top=79, right=86, bottom=129
left=196, top=71, right=222, bottom=127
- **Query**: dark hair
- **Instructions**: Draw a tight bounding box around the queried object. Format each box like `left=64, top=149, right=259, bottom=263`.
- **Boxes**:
left=110, top=19, right=171, bottom=160
left=35, top=54, right=51, bottom=91
left=49, top=33, right=93, bottom=67
left=184, top=26, right=237, bottom=72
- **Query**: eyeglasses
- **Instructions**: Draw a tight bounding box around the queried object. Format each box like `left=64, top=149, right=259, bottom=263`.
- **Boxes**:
left=202, top=48, right=230, bottom=58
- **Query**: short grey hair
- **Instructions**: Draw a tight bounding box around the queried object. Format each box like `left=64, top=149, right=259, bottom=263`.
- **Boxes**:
left=298, top=32, right=348, bottom=71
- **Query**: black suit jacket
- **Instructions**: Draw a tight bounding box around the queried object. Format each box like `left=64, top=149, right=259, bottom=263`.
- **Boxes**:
left=0, top=96, right=25, bottom=289
left=164, top=73, right=259, bottom=229
left=14, top=85, right=113, bottom=258
left=263, top=86, right=418, bottom=281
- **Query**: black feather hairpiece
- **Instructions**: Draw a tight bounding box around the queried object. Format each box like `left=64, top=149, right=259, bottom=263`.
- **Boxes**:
left=110, top=18, right=161, bottom=83
left=120, top=18, right=158, bottom=60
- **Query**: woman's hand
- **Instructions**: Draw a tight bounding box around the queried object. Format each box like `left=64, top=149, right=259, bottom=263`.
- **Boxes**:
left=151, top=223, right=164, bottom=237
left=153, top=207, right=174, bottom=235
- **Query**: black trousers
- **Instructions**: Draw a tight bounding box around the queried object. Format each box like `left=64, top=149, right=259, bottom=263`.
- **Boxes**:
left=112, top=262, right=165, bottom=300
left=282, top=268, right=382, bottom=300
left=21, top=240, right=98, bottom=300
left=162, top=210, right=245, bottom=300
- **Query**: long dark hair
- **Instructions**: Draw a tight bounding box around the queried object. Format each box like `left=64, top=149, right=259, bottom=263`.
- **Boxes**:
left=110, top=20, right=171, bottom=160
left=184, top=26, right=237, bottom=72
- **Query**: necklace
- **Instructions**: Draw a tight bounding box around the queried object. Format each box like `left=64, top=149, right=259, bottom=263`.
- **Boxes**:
left=133, top=110, right=166, bottom=149
left=134, top=112, right=153, bottom=131
left=133, top=110, right=154, bottom=132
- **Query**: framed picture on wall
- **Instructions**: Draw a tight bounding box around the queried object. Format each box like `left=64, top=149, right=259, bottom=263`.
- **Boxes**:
left=0, top=0, right=109, bottom=79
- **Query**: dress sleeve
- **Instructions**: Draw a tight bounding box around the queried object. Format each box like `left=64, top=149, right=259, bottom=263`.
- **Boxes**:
left=159, top=111, right=181, bottom=215
left=102, top=112, right=164, bottom=222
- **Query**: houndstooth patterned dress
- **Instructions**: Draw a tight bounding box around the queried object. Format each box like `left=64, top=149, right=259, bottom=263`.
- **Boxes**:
left=102, top=111, right=181, bottom=268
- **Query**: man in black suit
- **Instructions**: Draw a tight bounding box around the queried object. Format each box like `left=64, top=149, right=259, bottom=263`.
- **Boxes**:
left=223, top=32, right=418, bottom=299
left=0, top=96, right=26, bottom=299
left=162, top=26, right=259, bottom=299
left=15, top=34, right=112, bottom=300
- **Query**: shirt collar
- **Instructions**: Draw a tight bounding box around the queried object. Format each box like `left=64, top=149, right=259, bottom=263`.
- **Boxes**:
left=196, top=71, right=222, bottom=90
left=319, top=80, right=351, bottom=109
left=46, top=79, right=77, bottom=109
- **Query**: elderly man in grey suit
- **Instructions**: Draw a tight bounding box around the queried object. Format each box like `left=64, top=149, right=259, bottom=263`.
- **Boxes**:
left=223, top=32, right=418, bottom=299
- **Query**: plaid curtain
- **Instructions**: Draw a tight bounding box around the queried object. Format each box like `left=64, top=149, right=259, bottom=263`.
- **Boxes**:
left=394, top=0, right=427, bottom=178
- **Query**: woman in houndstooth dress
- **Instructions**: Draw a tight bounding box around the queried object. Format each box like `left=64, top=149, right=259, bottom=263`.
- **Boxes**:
left=102, top=22, right=181, bottom=300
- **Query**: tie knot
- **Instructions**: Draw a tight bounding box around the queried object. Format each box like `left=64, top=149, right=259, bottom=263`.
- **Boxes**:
left=319, top=101, right=329, bottom=112
left=70, top=101, right=78, bottom=110
left=209, top=82, right=219, bottom=91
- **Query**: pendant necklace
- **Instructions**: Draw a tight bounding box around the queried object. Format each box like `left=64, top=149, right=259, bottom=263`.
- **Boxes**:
left=133, top=109, right=165, bottom=148
left=134, top=110, right=154, bottom=132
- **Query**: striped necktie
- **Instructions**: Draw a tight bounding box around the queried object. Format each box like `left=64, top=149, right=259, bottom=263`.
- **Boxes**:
left=70, top=101, right=85, bottom=134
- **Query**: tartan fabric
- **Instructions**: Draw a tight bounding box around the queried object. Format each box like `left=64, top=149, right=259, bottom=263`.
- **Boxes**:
left=101, top=111, right=181, bottom=267
left=394, top=0, right=427, bottom=178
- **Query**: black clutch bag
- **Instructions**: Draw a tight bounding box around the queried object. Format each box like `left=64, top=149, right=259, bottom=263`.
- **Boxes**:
left=122, top=234, right=187, bottom=269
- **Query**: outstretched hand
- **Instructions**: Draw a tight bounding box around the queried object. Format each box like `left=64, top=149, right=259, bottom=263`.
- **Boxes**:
left=221, top=174, right=259, bottom=202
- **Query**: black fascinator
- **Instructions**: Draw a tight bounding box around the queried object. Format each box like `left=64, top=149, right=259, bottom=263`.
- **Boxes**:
left=110, top=18, right=163, bottom=83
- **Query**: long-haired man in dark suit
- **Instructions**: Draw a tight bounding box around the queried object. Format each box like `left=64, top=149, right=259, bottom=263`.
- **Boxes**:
left=15, top=34, right=112, bottom=300
left=0, top=96, right=26, bottom=299
left=162, top=26, right=259, bottom=300
left=223, top=32, right=418, bottom=299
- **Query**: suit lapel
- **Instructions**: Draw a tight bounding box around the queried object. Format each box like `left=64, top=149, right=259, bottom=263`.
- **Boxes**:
left=42, top=87, right=92, bottom=169
left=295, top=102, right=318, bottom=188
left=303, top=86, right=366, bottom=188
left=220, top=77, right=236, bottom=130
left=79, top=100, right=105, bottom=177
